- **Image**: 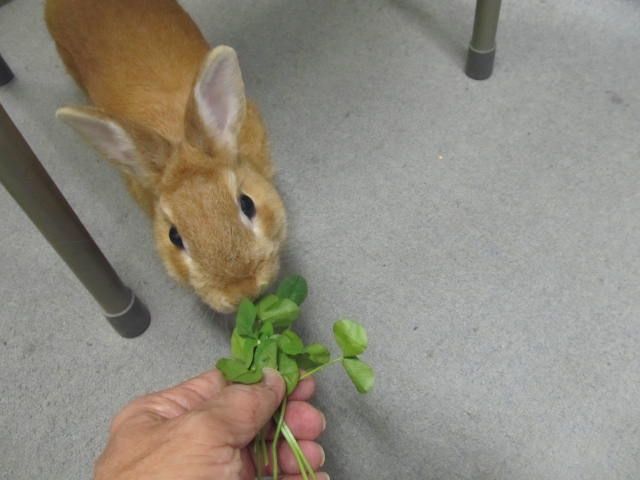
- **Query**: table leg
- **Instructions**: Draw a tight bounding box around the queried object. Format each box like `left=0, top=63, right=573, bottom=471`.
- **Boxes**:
left=465, top=0, right=503, bottom=80
left=0, top=103, right=151, bottom=338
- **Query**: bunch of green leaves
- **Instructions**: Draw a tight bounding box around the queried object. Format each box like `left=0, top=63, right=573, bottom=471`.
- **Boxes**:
left=215, top=275, right=374, bottom=480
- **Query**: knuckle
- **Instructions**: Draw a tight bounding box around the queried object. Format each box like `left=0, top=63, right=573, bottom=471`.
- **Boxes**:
left=109, top=407, right=134, bottom=433
left=109, top=394, right=167, bottom=433
left=181, top=410, right=217, bottom=434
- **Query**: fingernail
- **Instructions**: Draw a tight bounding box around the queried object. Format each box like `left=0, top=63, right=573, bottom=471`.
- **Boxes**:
left=262, top=368, right=283, bottom=391
left=321, top=412, right=327, bottom=432
left=320, top=446, right=326, bottom=467
left=318, top=473, right=330, bottom=480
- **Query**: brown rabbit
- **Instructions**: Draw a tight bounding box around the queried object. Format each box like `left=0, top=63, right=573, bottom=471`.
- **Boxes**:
left=45, top=0, right=286, bottom=312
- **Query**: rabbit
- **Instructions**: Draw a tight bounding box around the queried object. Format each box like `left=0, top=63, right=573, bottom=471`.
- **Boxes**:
left=45, top=0, right=286, bottom=313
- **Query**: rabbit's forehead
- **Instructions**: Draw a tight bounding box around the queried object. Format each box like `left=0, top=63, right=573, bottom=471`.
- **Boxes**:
left=160, top=167, right=236, bottom=217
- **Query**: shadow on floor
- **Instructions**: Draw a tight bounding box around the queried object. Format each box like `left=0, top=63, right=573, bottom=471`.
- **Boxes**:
left=387, top=0, right=468, bottom=68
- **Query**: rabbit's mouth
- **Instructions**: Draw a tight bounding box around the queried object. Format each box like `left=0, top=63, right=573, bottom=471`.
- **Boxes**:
left=193, top=254, right=280, bottom=314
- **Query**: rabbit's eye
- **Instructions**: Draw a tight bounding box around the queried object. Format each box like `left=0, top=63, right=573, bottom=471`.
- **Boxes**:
left=239, top=194, right=256, bottom=220
left=169, top=226, right=184, bottom=249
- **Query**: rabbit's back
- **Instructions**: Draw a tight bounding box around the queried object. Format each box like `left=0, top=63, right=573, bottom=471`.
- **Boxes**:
left=45, top=0, right=210, bottom=141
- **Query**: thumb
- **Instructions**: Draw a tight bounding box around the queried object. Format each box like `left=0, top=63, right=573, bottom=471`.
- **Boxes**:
left=109, top=369, right=227, bottom=433
left=202, top=368, right=285, bottom=447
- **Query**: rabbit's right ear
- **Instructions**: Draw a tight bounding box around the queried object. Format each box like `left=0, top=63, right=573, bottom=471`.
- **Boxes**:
left=56, top=106, right=173, bottom=180
left=185, top=46, right=246, bottom=155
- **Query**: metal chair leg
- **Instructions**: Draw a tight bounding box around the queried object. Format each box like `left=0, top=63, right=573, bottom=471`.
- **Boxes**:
left=0, top=104, right=150, bottom=338
left=0, top=53, right=14, bottom=86
left=465, top=0, right=502, bottom=80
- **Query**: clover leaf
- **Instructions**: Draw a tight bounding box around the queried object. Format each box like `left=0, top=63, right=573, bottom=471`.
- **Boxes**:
left=236, top=298, right=257, bottom=337
left=342, top=357, right=375, bottom=394
left=276, top=275, right=308, bottom=305
left=277, top=330, right=305, bottom=355
left=231, top=328, right=258, bottom=368
left=216, top=358, right=263, bottom=384
left=333, top=319, right=368, bottom=357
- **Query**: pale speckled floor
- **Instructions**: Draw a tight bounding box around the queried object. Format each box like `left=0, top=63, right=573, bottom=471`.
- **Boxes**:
left=1, top=1, right=640, bottom=479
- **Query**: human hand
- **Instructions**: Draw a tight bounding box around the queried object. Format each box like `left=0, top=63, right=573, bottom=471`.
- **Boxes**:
left=94, top=368, right=328, bottom=480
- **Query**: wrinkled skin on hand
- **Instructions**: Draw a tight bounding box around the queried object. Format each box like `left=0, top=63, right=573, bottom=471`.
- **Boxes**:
left=94, top=369, right=328, bottom=480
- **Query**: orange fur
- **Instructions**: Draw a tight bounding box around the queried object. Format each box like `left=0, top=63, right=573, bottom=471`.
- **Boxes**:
left=46, top=0, right=286, bottom=312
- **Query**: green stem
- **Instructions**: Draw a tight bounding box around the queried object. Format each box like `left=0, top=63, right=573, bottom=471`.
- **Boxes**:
left=271, top=397, right=287, bottom=480
left=299, top=357, right=343, bottom=380
left=282, top=422, right=316, bottom=480
left=254, top=431, right=264, bottom=480
left=260, top=434, right=268, bottom=470
left=288, top=443, right=309, bottom=480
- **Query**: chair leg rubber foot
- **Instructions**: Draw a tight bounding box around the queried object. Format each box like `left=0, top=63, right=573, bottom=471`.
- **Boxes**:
left=0, top=55, right=14, bottom=86
left=465, top=47, right=496, bottom=80
left=105, top=290, right=151, bottom=338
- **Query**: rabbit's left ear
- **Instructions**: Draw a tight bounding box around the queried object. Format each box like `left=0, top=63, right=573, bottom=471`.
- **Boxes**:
left=57, top=106, right=173, bottom=180
left=185, top=46, right=247, bottom=154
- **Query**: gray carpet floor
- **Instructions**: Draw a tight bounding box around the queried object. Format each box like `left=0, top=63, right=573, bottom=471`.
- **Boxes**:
left=2, top=1, right=639, bottom=479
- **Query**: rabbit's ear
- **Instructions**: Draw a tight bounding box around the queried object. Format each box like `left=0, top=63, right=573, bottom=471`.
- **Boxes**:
left=186, top=46, right=246, bottom=154
left=56, top=106, right=173, bottom=180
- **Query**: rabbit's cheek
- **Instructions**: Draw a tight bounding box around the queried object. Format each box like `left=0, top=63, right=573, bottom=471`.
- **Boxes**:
left=160, top=247, right=190, bottom=285
left=256, top=258, right=279, bottom=294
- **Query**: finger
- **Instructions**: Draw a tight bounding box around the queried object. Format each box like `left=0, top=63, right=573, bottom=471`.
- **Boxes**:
left=203, top=368, right=285, bottom=447
left=110, top=369, right=227, bottom=432
left=239, top=448, right=257, bottom=480
left=288, top=376, right=316, bottom=401
left=258, top=440, right=325, bottom=475
left=278, top=440, right=325, bottom=474
left=282, top=474, right=330, bottom=480
left=266, top=401, right=325, bottom=440
left=284, top=401, right=326, bottom=439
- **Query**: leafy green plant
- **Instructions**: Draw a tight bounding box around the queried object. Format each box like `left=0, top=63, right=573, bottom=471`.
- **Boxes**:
left=215, top=275, right=374, bottom=480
